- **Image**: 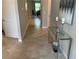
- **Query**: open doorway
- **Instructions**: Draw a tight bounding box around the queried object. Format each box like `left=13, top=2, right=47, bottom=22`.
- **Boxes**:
left=32, top=0, right=41, bottom=17
left=32, top=0, right=42, bottom=29
left=35, top=2, right=41, bottom=16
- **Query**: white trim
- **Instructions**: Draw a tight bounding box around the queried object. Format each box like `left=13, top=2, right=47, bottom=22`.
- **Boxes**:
left=18, top=38, right=22, bottom=43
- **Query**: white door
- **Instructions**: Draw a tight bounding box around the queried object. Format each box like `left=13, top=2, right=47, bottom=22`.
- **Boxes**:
left=2, top=0, right=19, bottom=38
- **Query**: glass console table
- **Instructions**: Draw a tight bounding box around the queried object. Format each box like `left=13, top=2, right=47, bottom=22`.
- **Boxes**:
left=48, top=26, right=72, bottom=59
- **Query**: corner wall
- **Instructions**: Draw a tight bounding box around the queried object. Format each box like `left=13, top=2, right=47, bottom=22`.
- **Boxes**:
left=41, top=0, right=48, bottom=28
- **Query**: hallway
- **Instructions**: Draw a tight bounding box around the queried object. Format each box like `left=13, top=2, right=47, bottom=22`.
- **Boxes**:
left=3, top=25, right=57, bottom=59
left=33, top=16, right=41, bottom=29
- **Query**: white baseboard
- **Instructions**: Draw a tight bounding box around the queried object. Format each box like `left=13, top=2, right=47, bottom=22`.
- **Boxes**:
left=5, top=34, right=19, bottom=39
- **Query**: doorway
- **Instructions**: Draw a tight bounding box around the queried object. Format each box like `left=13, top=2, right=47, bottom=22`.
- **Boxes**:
left=32, top=0, right=42, bottom=29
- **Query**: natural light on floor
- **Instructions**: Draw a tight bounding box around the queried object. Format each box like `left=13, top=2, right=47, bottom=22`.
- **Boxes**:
left=34, top=17, right=41, bottom=29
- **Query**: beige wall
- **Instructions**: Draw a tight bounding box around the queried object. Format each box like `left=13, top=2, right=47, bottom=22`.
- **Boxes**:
left=41, top=0, right=60, bottom=28
left=41, top=0, right=48, bottom=28
left=27, top=0, right=33, bottom=25
left=17, top=0, right=32, bottom=38
left=41, top=0, right=52, bottom=28
left=47, top=0, right=51, bottom=27
left=17, top=0, right=28, bottom=38
left=50, top=0, right=60, bottom=27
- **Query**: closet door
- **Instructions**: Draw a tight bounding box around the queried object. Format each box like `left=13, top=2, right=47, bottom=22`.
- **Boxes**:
left=2, top=0, right=19, bottom=38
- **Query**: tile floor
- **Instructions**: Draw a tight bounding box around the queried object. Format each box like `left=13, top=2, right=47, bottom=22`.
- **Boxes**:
left=3, top=25, right=57, bottom=59
left=2, top=17, right=65, bottom=59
